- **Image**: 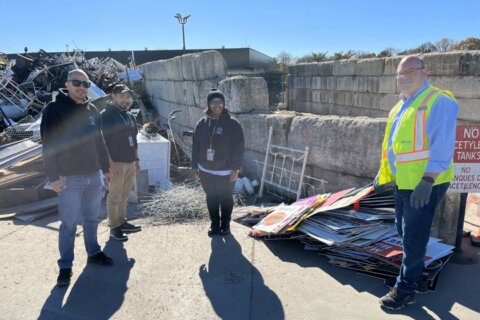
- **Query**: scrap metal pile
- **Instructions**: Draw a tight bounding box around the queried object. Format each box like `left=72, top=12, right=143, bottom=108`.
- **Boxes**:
left=0, top=49, right=145, bottom=141
left=0, top=138, right=57, bottom=222
left=0, top=49, right=146, bottom=222
left=138, top=181, right=248, bottom=225
left=237, top=185, right=454, bottom=291
left=138, top=183, right=209, bottom=225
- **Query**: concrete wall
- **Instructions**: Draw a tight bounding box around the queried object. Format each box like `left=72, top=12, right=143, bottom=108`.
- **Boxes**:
left=288, top=51, right=480, bottom=123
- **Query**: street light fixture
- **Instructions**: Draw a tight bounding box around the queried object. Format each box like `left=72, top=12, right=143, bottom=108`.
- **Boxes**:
left=174, top=13, right=191, bottom=54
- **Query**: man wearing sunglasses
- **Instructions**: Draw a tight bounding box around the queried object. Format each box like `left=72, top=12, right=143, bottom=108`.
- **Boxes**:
left=40, top=69, right=113, bottom=287
left=375, top=56, right=459, bottom=310
left=100, top=84, right=142, bottom=242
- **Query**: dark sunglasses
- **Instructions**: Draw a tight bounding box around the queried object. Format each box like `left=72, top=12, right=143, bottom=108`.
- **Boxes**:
left=68, top=79, right=91, bottom=88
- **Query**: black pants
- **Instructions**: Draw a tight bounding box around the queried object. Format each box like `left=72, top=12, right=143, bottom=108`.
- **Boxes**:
left=199, top=171, right=234, bottom=229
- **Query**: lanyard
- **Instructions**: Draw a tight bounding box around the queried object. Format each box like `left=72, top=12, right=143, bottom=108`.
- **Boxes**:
left=114, top=107, right=132, bottom=128
left=208, top=118, right=218, bottom=149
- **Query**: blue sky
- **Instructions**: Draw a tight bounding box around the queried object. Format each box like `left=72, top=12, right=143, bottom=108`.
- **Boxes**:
left=1, top=0, right=479, bottom=58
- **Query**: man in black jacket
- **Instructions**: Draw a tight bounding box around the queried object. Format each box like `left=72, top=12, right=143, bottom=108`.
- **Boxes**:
left=192, top=89, right=245, bottom=236
left=40, top=69, right=113, bottom=287
left=100, top=84, right=141, bottom=242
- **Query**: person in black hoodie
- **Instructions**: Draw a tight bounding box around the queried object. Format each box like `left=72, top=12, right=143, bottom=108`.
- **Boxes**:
left=40, top=69, right=113, bottom=287
left=192, top=89, right=245, bottom=236
left=100, top=84, right=142, bottom=242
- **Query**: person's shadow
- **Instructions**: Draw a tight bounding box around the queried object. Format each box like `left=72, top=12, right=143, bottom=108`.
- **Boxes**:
left=199, top=235, right=284, bottom=320
left=38, top=238, right=134, bottom=320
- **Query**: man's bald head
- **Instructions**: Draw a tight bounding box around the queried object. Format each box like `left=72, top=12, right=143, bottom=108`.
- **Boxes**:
left=67, top=69, right=89, bottom=81
left=399, top=55, right=425, bottom=70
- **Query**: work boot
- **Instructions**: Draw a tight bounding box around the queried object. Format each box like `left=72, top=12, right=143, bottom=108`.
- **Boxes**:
left=57, top=268, right=72, bottom=287
left=208, top=224, right=220, bottom=237
left=110, top=228, right=128, bottom=241
left=415, top=276, right=429, bottom=294
left=120, top=221, right=142, bottom=233
left=87, top=252, right=114, bottom=266
left=219, top=222, right=231, bottom=236
left=379, top=287, right=416, bottom=310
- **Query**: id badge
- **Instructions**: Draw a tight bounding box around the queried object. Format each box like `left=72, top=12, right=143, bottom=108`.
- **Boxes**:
left=206, top=148, right=215, bottom=161
left=128, top=136, right=134, bottom=147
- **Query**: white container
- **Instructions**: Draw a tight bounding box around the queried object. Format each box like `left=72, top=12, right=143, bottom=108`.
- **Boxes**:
left=137, top=132, right=170, bottom=186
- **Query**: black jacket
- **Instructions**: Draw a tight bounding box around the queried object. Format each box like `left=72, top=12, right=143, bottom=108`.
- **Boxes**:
left=192, top=110, right=245, bottom=171
left=100, top=102, right=138, bottom=163
left=40, top=89, right=110, bottom=181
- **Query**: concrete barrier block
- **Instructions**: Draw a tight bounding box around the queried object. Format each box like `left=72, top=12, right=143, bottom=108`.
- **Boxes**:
left=377, top=76, right=399, bottom=94
left=237, top=112, right=296, bottom=154
left=288, top=115, right=386, bottom=177
left=165, top=56, right=183, bottom=81
left=290, top=76, right=302, bottom=89
left=289, top=64, right=307, bottom=77
left=431, top=192, right=460, bottom=244
left=288, top=65, right=299, bottom=76
left=457, top=98, right=480, bottom=122
left=151, top=97, right=171, bottom=120
left=139, top=60, right=162, bottom=81
left=379, top=94, right=400, bottom=111
left=460, top=50, right=480, bottom=76
left=180, top=50, right=227, bottom=81
left=384, top=56, right=403, bottom=75
left=424, top=51, right=463, bottom=76
left=307, top=76, right=397, bottom=94
left=219, top=76, right=269, bottom=112
left=316, top=61, right=335, bottom=76
left=355, top=58, right=385, bottom=76
left=308, top=166, right=372, bottom=192
left=140, top=50, right=227, bottom=82
left=290, top=88, right=311, bottom=103
left=430, top=76, right=480, bottom=99
left=332, top=60, right=357, bottom=76
left=186, top=106, right=206, bottom=127
left=189, top=80, right=218, bottom=108
left=157, top=82, right=171, bottom=102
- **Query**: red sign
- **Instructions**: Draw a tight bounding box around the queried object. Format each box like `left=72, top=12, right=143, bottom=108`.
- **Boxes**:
left=449, top=126, right=480, bottom=193
left=454, top=126, right=480, bottom=163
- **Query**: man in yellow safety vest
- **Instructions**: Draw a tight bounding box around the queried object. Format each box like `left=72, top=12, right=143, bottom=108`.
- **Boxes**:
left=375, top=55, right=459, bottom=310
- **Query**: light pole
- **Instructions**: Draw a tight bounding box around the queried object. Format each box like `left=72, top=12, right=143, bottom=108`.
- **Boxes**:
left=174, top=13, right=191, bottom=54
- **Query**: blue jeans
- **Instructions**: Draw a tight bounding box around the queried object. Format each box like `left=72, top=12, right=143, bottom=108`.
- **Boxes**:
left=57, top=172, right=102, bottom=269
left=394, top=183, right=449, bottom=293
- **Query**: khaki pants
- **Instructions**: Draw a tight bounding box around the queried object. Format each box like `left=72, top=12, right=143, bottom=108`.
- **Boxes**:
left=107, top=162, right=135, bottom=229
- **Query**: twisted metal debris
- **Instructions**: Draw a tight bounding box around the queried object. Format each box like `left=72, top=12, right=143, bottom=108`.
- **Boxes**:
left=138, top=182, right=247, bottom=225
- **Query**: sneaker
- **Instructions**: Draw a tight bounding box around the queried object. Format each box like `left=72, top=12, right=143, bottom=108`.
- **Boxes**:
left=110, top=228, right=128, bottom=241
left=120, top=221, right=142, bottom=233
left=87, top=252, right=114, bottom=266
left=415, top=277, right=429, bottom=294
left=208, top=227, right=220, bottom=237
left=379, top=287, right=416, bottom=310
left=57, top=268, right=72, bottom=287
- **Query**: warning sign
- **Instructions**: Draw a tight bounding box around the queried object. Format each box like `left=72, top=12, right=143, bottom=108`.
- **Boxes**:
left=449, top=126, right=480, bottom=193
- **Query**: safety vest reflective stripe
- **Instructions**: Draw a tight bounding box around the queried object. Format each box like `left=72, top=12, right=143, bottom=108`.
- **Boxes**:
left=413, top=90, right=439, bottom=151
left=396, top=149, right=430, bottom=163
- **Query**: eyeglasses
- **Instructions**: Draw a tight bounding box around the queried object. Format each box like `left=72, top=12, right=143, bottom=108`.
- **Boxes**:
left=396, top=68, right=423, bottom=77
left=67, top=79, right=91, bottom=88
